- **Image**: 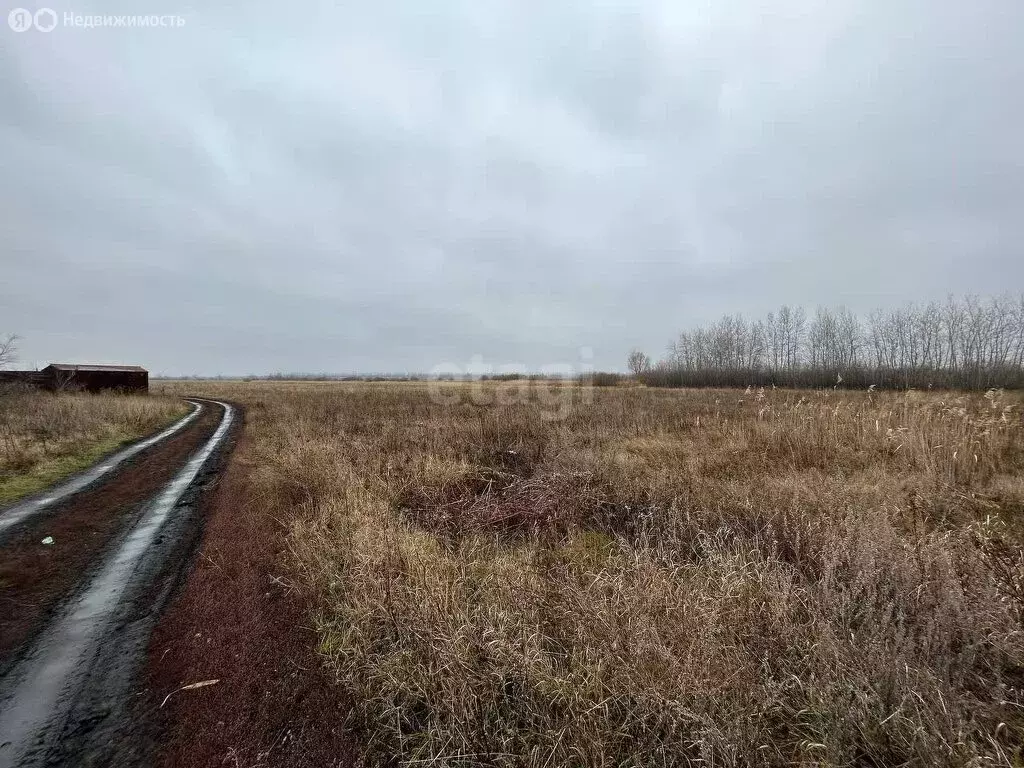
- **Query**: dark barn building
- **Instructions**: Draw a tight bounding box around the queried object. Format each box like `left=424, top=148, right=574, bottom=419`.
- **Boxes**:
left=41, top=364, right=149, bottom=393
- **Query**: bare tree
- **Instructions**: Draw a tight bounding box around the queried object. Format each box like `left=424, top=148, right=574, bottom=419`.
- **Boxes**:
left=627, top=349, right=651, bottom=377
left=776, top=305, right=807, bottom=370
left=0, top=334, right=18, bottom=369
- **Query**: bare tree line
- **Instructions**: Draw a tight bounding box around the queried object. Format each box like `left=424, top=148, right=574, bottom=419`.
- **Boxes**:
left=643, top=294, right=1024, bottom=390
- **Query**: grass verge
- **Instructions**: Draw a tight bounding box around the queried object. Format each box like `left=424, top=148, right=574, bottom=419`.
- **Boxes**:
left=0, top=390, right=188, bottom=505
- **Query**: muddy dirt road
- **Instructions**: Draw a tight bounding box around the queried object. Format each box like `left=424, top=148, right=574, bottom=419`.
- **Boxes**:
left=0, top=399, right=237, bottom=768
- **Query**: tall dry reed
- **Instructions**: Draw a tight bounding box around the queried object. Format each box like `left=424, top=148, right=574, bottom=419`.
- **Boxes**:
left=158, top=380, right=1024, bottom=767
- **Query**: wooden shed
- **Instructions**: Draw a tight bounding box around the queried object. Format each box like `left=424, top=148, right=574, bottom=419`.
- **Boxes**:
left=41, top=364, right=149, bottom=393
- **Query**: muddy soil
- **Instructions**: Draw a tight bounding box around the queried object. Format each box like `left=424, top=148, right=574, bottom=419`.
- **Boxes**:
left=144, top=428, right=358, bottom=768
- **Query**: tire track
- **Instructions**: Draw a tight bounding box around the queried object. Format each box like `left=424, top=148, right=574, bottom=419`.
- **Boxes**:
left=0, top=402, right=222, bottom=666
left=0, top=400, right=236, bottom=768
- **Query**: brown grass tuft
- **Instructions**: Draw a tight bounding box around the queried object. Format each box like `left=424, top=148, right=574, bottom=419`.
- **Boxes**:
left=156, top=380, right=1024, bottom=767
left=0, top=388, right=188, bottom=503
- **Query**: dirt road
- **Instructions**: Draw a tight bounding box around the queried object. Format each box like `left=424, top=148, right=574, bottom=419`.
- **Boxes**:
left=0, top=399, right=238, bottom=768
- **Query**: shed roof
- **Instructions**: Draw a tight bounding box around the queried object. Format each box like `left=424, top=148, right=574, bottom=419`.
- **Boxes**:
left=45, top=364, right=148, bottom=373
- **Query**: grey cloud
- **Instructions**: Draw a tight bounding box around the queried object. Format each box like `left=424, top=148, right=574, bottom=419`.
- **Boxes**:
left=2, top=0, right=1022, bottom=375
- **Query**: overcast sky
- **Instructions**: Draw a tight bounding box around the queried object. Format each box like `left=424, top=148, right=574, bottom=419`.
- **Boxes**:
left=2, top=0, right=1022, bottom=375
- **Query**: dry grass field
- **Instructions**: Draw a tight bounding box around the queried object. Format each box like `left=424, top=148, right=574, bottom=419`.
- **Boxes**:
left=157, top=380, right=1024, bottom=766
left=0, top=388, right=188, bottom=504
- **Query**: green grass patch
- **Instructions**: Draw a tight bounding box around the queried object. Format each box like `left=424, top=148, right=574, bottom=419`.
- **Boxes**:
left=0, top=432, right=138, bottom=505
left=0, top=403, right=187, bottom=506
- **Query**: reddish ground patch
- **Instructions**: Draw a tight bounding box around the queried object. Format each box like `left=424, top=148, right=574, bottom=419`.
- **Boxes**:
left=145, top=423, right=358, bottom=768
left=0, top=404, right=222, bottom=666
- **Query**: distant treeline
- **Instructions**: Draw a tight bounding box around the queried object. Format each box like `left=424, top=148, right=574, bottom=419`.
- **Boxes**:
left=641, top=294, right=1024, bottom=390
left=154, top=373, right=568, bottom=382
